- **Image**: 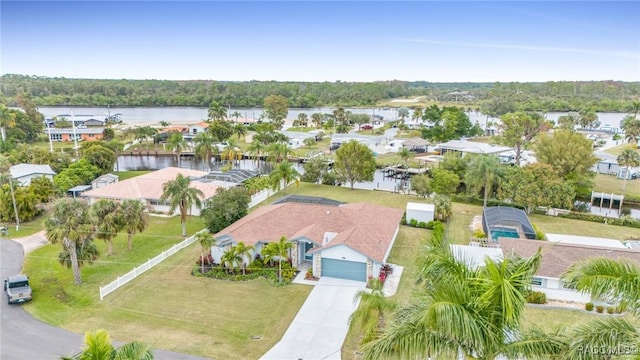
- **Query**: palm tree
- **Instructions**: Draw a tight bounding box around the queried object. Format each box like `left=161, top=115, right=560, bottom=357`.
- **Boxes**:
left=194, top=132, right=215, bottom=170
left=159, top=120, right=171, bottom=128
left=208, top=101, right=227, bottom=121
left=267, top=236, right=292, bottom=284
left=231, top=111, right=242, bottom=123
left=64, top=329, right=153, bottom=360
left=166, top=132, right=187, bottom=168
left=248, top=141, right=266, bottom=164
left=412, top=107, right=423, bottom=122
left=235, top=241, right=255, bottom=275
left=196, top=231, right=214, bottom=274
left=266, top=142, right=292, bottom=164
left=350, top=278, right=396, bottom=344
left=622, top=116, right=640, bottom=145
left=0, top=104, right=16, bottom=142
left=221, top=245, right=242, bottom=274
left=464, top=154, right=503, bottom=207
left=44, top=199, right=94, bottom=285
left=311, top=113, right=323, bottom=129
left=58, top=238, right=99, bottom=271
left=119, top=199, right=149, bottom=250
left=617, top=148, right=640, bottom=190
left=161, top=173, right=204, bottom=237
left=269, top=160, right=300, bottom=193
left=106, top=141, right=124, bottom=172
left=397, top=107, right=409, bottom=123
left=363, top=225, right=547, bottom=359
left=631, top=100, right=640, bottom=118
left=91, top=199, right=122, bottom=255
left=232, top=123, right=247, bottom=141
left=396, top=147, right=413, bottom=167
left=296, top=113, right=309, bottom=127
left=221, top=139, right=242, bottom=164
left=432, top=194, right=452, bottom=221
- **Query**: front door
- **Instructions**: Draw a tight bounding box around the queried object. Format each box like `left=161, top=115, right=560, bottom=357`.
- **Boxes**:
left=304, top=242, right=313, bottom=261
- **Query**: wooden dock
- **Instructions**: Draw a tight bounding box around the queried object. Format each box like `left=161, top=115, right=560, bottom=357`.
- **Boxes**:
left=382, top=165, right=429, bottom=178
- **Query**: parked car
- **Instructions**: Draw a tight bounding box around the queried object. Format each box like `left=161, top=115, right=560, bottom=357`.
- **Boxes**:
left=361, top=125, right=373, bottom=130
left=4, top=274, right=32, bottom=304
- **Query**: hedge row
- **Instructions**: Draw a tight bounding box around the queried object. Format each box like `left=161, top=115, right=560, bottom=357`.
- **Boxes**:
left=557, top=212, right=640, bottom=229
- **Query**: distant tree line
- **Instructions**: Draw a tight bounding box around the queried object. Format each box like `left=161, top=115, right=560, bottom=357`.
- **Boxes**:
left=1, top=74, right=639, bottom=112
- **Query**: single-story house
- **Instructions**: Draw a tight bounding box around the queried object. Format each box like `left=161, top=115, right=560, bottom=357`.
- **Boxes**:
left=213, top=197, right=404, bottom=282
left=402, top=137, right=430, bottom=153
left=9, top=164, right=56, bottom=186
left=433, top=139, right=512, bottom=157
left=188, top=122, right=209, bottom=136
left=500, top=238, right=640, bottom=303
left=593, top=151, right=620, bottom=175
left=84, top=118, right=105, bottom=127
left=82, top=167, right=234, bottom=216
left=330, top=134, right=385, bottom=151
left=482, top=206, right=536, bottom=242
left=91, top=173, right=119, bottom=189
left=281, top=130, right=320, bottom=149
left=46, top=127, right=104, bottom=142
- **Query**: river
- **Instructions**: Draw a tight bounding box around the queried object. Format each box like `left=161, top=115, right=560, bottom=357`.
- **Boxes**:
left=37, top=106, right=631, bottom=131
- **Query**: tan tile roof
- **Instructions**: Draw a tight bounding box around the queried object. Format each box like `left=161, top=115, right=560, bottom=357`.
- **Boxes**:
left=83, top=167, right=223, bottom=201
left=215, top=202, right=404, bottom=263
left=500, top=238, right=640, bottom=278
left=191, top=122, right=209, bottom=128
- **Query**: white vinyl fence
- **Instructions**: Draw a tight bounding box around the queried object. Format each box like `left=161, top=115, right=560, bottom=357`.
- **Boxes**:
left=99, top=229, right=205, bottom=300
left=99, top=185, right=282, bottom=300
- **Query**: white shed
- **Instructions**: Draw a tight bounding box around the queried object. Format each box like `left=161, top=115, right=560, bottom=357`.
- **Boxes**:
left=406, top=202, right=434, bottom=224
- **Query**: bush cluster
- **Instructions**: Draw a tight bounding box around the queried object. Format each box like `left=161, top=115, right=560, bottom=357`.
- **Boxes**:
left=558, top=212, right=640, bottom=229
left=525, top=290, right=547, bottom=304
left=407, top=218, right=439, bottom=229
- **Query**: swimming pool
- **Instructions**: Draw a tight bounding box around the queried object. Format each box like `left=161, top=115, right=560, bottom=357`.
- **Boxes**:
left=491, top=227, right=520, bottom=241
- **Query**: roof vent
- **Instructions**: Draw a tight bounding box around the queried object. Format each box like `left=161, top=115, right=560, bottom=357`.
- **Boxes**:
left=326, top=210, right=330, bottom=215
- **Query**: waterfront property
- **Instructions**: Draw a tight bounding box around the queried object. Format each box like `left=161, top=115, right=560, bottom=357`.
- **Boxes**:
left=434, top=139, right=512, bottom=157
left=9, top=163, right=56, bottom=186
left=45, top=127, right=105, bottom=142
left=82, top=167, right=235, bottom=216
left=212, top=196, right=404, bottom=282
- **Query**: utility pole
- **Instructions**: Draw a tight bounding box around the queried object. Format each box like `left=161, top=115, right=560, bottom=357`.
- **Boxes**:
left=71, top=109, right=79, bottom=158
left=8, top=176, right=20, bottom=231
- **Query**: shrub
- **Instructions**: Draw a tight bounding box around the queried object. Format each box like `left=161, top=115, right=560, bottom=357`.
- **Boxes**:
left=400, top=212, right=407, bottom=225
left=607, top=307, right=615, bottom=314
left=595, top=305, right=604, bottom=313
left=532, top=223, right=546, bottom=240
left=616, top=305, right=625, bottom=314
left=249, top=258, right=264, bottom=269
left=409, top=218, right=418, bottom=227
left=418, top=221, right=428, bottom=228
left=525, top=291, right=547, bottom=304
left=558, top=212, right=640, bottom=229
left=585, top=302, right=594, bottom=311
left=472, top=229, right=487, bottom=239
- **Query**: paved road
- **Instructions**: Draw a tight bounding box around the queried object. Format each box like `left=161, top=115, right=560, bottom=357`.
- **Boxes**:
left=260, top=277, right=366, bottom=360
left=0, top=239, right=209, bottom=360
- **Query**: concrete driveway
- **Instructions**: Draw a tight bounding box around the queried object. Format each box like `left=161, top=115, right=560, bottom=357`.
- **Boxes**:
left=0, top=238, right=208, bottom=360
left=260, top=277, right=366, bottom=360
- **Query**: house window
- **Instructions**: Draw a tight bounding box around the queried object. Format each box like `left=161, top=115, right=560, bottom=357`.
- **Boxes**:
left=51, top=134, right=63, bottom=141
left=89, top=134, right=94, bottom=137
left=531, top=277, right=543, bottom=286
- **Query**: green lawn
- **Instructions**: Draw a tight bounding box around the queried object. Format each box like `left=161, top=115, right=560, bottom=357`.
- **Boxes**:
left=374, top=152, right=422, bottom=168
left=2, top=214, right=47, bottom=239
left=593, top=173, right=640, bottom=198
left=112, top=170, right=153, bottom=181
left=291, top=137, right=331, bottom=156
left=31, top=141, right=76, bottom=151
left=604, top=143, right=635, bottom=157
left=286, top=126, right=317, bottom=132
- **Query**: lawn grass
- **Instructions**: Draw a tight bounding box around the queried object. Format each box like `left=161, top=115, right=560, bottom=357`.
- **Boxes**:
left=2, top=214, right=47, bottom=239
left=31, top=141, right=76, bottom=151
left=112, top=170, right=153, bottom=181
left=604, top=143, right=634, bottom=157
left=286, top=126, right=317, bottom=132
left=530, top=213, right=640, bottom=240
left=593, top=173, right=640, bottom=198
left=21, top=214, right=310, bottom=359
left=520, top=306, right=604, bottom=332
left=374, top=152, right=422, bottom=168
left=291, top=137, right=331, bottom=156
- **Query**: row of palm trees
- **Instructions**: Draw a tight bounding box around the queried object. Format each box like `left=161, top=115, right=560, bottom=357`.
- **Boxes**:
left=44, top=198, right=149, bottom=285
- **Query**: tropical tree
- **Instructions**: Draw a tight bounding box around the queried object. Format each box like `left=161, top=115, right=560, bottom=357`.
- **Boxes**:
left=57, top=239, right=100, bottom=272
left=166, top=132, right=187, bottom=168
left=208, top=100, right=227, bottom=121
left=269, top=160, right=300, bottom=193
left=194, top=132, right=216, bottom=170
left=119, top=199, right=149, bottom=250
left=396, top=147, right=413, bottom=167
left=201, top=186, right=251, bottom=233
left=350, top=278, right=396, bottom=344
left=232, top=123, right=247, bottom=141
left=91, top=199, right=122, bottom=255
left=266, top=142, right=292, bottom=164
left=106, top=140, right=124, bottom=172
left=0, top=103, right=16, bottom=142
left=160, top=174, right=204, bottom=237
left=311, top=113, right=323, bottom=128
left=159, top=121, right=171, bottom=128
left=397, top=107, right=409, bottom=123
left=263, top=95, right=289, bottom=129
left=363, top=224, right=547, bottom=359
left=497, top=112, right=544, bottom=165
left=334, top=140, right=377, bottom=190
left=412, top=108, right=423, bottom=122
left=430, top=168, right=460, bottom=195
left=221, top=139, right=242, bottom=163
left=264, top=236, right=293, bottom=284
left=44, top=199, right=94, bottom=285
left=248, top=140, right=266, bottom=163
left=303, top=137, right=316, bottom=148
left=235, top=241, right=255, bottom=275
left=617, top=148, right=640, bottom=190
left=230, top=111, right=242, bottom=123
left=432, top=194, right=452, bottom=221
left=64, top=329, right=154, bottom=360
left=295, top=113, right=309, bottom=127
left=464, top=154, right=503, bottom=207
left=621, top=116, right=640, bottom=145
left=221, top=245, right=242, bottom=274
left=196, top=231, right=214, bottom=274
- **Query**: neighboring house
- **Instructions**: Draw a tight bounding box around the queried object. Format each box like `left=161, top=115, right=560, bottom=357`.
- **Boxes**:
left=188, top=122, right=209, bottom=136
left=82, top=167, right=235, bottom=216
left=450, top=244, right=503, bottom=270
left=482, top=206, right=537, bottom=243
left=433, top=139, right=512, bottom=157
left=593, top=151, right=620, bottom=175
left=500, top=237, right=640, bottom=303
left=45, top=127, right=104, bottom=142
left=402, top=137, right=430, bottom=153
left=9, top=163, right=56, bottom=186
left=84, top=118, right=105, bottom=127
left=213, top=196, right=404, bottom=282
left=330, top=133, right=385, bottom=151
left=91, top=173, right=119, bottom=189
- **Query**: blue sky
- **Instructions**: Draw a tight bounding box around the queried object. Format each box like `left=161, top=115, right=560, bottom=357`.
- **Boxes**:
left=1, top=1, right=639, bottom=82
